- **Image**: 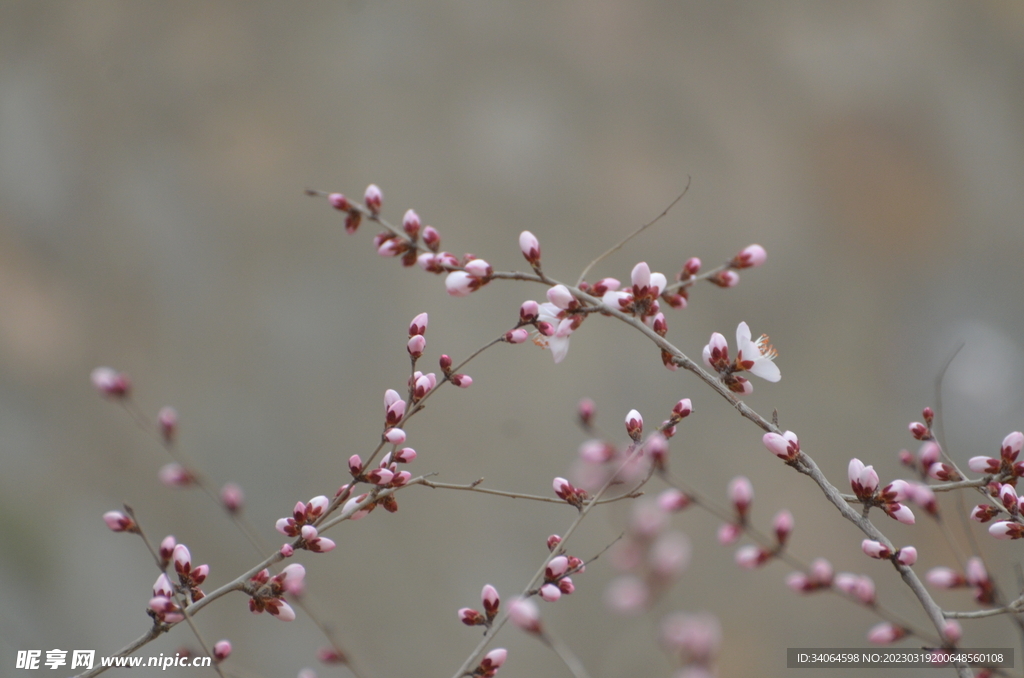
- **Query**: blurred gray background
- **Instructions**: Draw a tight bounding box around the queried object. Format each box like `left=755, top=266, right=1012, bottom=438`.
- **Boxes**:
left=3, top=2, right=1024, bottom=677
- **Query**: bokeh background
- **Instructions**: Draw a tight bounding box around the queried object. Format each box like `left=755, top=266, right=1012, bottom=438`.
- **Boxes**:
left=3, top=2, right=1024, bottom=677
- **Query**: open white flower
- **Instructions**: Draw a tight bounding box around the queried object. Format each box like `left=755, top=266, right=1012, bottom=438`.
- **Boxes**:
left=734, top=321, right=780, bottom=382
left=534, top=303, right=573, bottom=363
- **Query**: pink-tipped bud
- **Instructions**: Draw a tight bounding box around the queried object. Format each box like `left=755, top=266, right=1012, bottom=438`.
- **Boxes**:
left=173, top=544, right=192, bottom=575
left=422, top=225, right=440, bottom=251
left=658, top=488, right=692, bottom=512
left=989, top=520, right=1024, bottom=539
left=445, top=271, right=476, bottom=297
left=348, top=454, right=363, bottom=476
left=546, top=534, right=562, bottom=551
left=717, top=522, right=742, bottom=545
left=159, top=463, right=194, bottom=487
left=91, top=367, right=131, bottom=399
left=450, top=373, right=472, bottom=388
left=509, top=597, right=542, bottom=634
left=213, top=640, right=231, bottom=662
left=220, top=482, right=244, bottom=513
left=464, top=258, right=492, bottom=279
left=328, top=193, right=350, bottom=211
left=103, top=510, right=136, bottom=533
left=630, top=262, right=651, bottom=290
left=159, top=535, right=176, bottom=563
left=481, top=584, right=500, bottom=618
left=728, top=476, right=753, bottom=515
left=394, top=447, right=417, bottom=463
left=402, top=209, right=421, bottom=237
left=861, top=539, right=891, bottom=559
left=773, top=509, right=794, bottom=544
left=652, top=312, right=668, bottom=336
left=731, top=244, right=767, bottom=269
left=624, top=409, right=643, bottom=441
left=505, top=328, right=529, bottom=343
left=895, top=546, right=917, bottom=566
left=763, top=430, right=800, bottom=461
left=965, top=557, right=989, bottom=587
left=407, top=334, right=426, bottom=358
left=909, top=421, right=930, bottom=440
left=519, top=231, right=541, bottom=265
left=280, top=543, right=294, bottom=557
left=926, top=567, right=965, bottom=589
left=408, top=312, right=428, bottom=337
left=481, top=648, right=507, bottom=671
left=158, top=407, right=178, bottom=443
left=459, top=607, right=485, bottom=626
left=540, top=583, right=562, bottom=602
left=518, top=301, right=540, bottom=324
left=971, top=504, right=1000, bottom=522
left=671, top=398, right=692, bottom=420
left=968, top=455, right=1001, bottom=474
left=1002, top=431, right=1024, bottom=459
left=682, top=257, right=701, bottom=277
left=547, top=284, right=575, bottom=310
left=384, top=428, right=406, bottom=445
left=810, top=558, right=834, bottom=585
left=735, top=544, right=771, bottom=570
left=867, top=622, right=907, bottom=644
left=363, top=184, right=382, bottom=214
left=709, top=270, right=739, bottom=287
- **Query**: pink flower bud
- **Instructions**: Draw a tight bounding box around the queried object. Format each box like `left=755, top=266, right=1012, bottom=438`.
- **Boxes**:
left=867, top=622, right=906, bottom=644
left=421, top=225, right=440, bottom=251
left=394, top=447, right=417, bottom=463
left=925, top=567, right=964, bottom=589
left=971, top=504, right=999, bottom=522
left=160, top=535, right=176, bottom=562
left=344, top=211, right=361, bottom=234
left=482, top=584, right=500, bottom=617
left=278, top=563, right=306, bottom=593
left=885, top=503, right=916, bottom=525
left=158, top=463, right=194, bottom=487
left=481, top=648, right=507, bottom=670
left=220, top=482, right=244, bottom=513
left=672, top=398, right=692, bottom=419
left=328, top=193, right=349, bottom=211
left=213, top=640, right=231, bottom=662
left=1002, top=431, right=1024, bottom=459
left=630, top=262, right=651, bottom=291
left=989, top=520, right=1024, bottom=539
left=968, top=456, right=1000, bottom=473
left=509, top=597, right=542, bottom=633
left=280, top=543, right=294, bottom=557
left=682, top=257, right=702, bottom=276
left=909, top=421, right=930, bottom=440
left=91, top=367, right=131, bottom=399
left=406, top=335, right=426, bottom=358
left=384, top=428, right=406, bottom=445
left=269, top=600, right=296, bottom=621
left=408, top=312, right=428, bottom=337
left=810, top=558, right=834, bottom=585
left=717, top=522, right=742, bottom=545
left=861, top=539, right=891, bottom=559
left=918, top=441, right=941, bottom=466
left=450, top=374, right=472, bottom=388
left=445, top=271, right=476, bottom=297
left=546, top=284, right=575, bottom=310
left=540, top=583, right=562, bottom=601
left=702, top=332, right=729, bottom=370
left=895, top=546, right=917, bottom=566
left=301, top=525, right=319, bottom=541
left=731, top=244, right=767, bottom=269
left=735, top=544, right=770, bottom=569
left=546, top=534, right=561, bottom=551
left=519, top=230, right=541, bottom=265
left=728, top=476, right=753, bottom=515
left=464, top=258, right=492, bottom=279
left=763, top=431, right=800, bottom=461
left=773, top=509, right=794, bottom=544
left=709, top=270, right=739, bottom=287
left=363, top=184, right=382, bottom=214
left=157, top=407, right=178, bottom=443
left=658, top=488, right=692, bottom=512
left=504, top=328, right=529, bottom=343
left=173, top=544, right=192, bottom=575
left=546, top=555, right=570, bottom=579
left=402, top=209, right=421, bottom=237
left=624, top=409, right=643, bottom=440
left=965, top=557, right=989, bottom=586
left=153, top=573, right=174, bottom=598
left=458, top=607, right=484, bottom=626
left=103, top=510, right=136, bottom=532
left=518, top=300, right=540, bottom=324
left=941, top=620, right=962, bottom=643
left=317, top=647, right=346, bottom=664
